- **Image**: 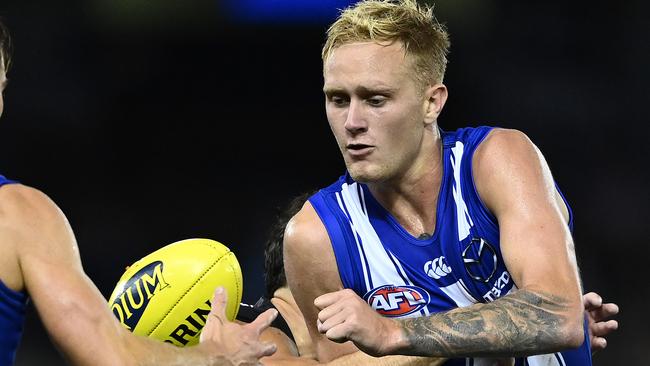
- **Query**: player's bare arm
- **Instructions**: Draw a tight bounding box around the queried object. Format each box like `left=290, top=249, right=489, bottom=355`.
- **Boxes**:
left=314, top=129, right=585, bottom=358
left=283, top=202, right=447, bottom=366
left=393, top=129, right=585, bottom=357
left=0, top=184, right=276, bottom=366
left=283, top=201, right=359, bottom=362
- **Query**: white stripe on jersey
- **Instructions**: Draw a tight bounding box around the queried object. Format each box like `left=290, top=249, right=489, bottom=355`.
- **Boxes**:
left=440, top=279, right=478, bottom=308
left=527, top=353, right=564, bottom=366
left=450, top=141, right=474, bottom=241
left=335, top=192, right=372, bottom=292
left=337, top=182, right=412, bottom=290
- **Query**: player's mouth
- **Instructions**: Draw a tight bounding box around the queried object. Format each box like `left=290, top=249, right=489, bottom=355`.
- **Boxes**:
left=346, top=143, right=374, bottom=157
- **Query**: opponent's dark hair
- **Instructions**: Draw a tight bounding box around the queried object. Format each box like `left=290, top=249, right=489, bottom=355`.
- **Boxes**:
left=0, top=19, right=11, bottom=71
left=264, top=190, right=317, bottom=298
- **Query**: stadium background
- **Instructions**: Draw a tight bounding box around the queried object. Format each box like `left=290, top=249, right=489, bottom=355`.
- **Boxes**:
left=0, top=0, right=647, bottom=364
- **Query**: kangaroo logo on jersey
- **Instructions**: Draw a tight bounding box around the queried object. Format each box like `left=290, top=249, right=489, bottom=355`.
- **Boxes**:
left=364, top=285, right=430, bottom=317
left=424, top=256, right=452, bottom=279
left=462, top=237, right=498, bottom=283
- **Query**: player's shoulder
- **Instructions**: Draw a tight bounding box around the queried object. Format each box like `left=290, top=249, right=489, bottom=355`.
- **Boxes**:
left=472, top=127, right=543, bottom=175
left=0, top=183, right=69, bottom=239
left=283, top=201, right=332, bottom=264
left=474, top=127, right=537, bottom=161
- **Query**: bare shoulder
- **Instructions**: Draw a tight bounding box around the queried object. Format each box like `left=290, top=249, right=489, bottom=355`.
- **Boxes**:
left=283, top=201, right=342, bottom=286
left=0, top=184, right=73, bottom=291
left=472, top=128, right=553, bottom=213
left=284, top=201, right=331, bottom=261
left=473, top=128, right=540, bottom=170
left=0, top=183, right=71, bottom=245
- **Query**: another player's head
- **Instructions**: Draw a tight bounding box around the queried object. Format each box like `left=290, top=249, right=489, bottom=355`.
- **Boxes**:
left=264, top=191, right=315, bottom=298
left=321, top=0, right=450, bottom=183
left=0, top=19, right=11, bottom=117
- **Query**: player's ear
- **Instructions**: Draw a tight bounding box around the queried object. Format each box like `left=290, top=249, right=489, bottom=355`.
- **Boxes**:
left=423, top=83, right=447, bottom=125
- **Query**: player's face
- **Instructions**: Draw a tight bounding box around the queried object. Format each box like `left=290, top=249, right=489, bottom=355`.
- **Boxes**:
left=323, top=41, right=430, bottom=183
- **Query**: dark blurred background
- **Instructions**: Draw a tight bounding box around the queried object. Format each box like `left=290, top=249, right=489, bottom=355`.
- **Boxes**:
left=0, top=0, right=647, bottom=364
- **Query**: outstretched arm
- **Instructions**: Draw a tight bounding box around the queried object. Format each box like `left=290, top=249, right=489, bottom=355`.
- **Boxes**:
left=282, top=202, right=446, bottom=366
left=3, top=184, right=275, bottom=366
left=316, top=129, right=585, bottom=358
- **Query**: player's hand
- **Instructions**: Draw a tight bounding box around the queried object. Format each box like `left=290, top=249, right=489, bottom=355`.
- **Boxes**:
left=199, top=287, right=278, bottom=365
left=583, top=292, right=619, bottom=355
left=314, top=288, right=399, bottom=357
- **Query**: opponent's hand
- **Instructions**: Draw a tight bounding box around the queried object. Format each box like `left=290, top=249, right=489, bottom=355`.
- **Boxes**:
left=314, top=289, right=399, bottom=357
left=583, top=292, right=619, bottom=354
left=199, top=287, right=278, bottom=365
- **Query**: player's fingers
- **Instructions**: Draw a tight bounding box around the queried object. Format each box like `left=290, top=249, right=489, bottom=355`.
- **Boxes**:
left=582, top=292, right=602, bottom=310
left=591, top=319, right=618, bottom=337
left=591, top=336, right=607, bottom=352
left=314, top=290, right=345, bottom=310
left=317, top=300, right=345, bottom=324
left=325, top=322, right=351, bottom=343
left=255, top=341, right=278, bottom=358
left=318, top=308, right=349, bottom=334
left=600, top=302, right=620, bottom=317
left=210, top=287, right=228, bottom=322
left=590, top=303, right=620, bottom=322
left=248, top=308, right=278, bottom=335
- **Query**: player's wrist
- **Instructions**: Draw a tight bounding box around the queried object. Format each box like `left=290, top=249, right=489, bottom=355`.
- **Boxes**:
left=192, top=342, right=231, bottom=366
left=382, top=317, right=410, bottom=356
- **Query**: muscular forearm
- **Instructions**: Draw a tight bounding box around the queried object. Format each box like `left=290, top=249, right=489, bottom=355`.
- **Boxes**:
left=397, top=289, right=582, bottom=358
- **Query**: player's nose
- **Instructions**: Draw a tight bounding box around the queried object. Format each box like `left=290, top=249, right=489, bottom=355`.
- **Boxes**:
left=344, top=100, right=368, bottom=134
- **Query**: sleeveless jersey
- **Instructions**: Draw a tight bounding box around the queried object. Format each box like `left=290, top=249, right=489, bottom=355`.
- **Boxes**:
left=0, top=175, right=27, bottom=366
left=309, top=126, right=592, bottom=366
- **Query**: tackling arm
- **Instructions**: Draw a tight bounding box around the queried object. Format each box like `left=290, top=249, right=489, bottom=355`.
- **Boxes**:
left=282, top=201, right=446, bottom=366
left=5, top=184, right=275, bottom=366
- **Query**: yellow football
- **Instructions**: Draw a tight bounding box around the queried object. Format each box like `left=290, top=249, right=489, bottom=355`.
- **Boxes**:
left=108, top=238, right=242, bottom=347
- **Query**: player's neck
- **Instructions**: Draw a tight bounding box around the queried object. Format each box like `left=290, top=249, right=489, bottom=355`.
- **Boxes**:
left=368, top=128, right=443, bottom=237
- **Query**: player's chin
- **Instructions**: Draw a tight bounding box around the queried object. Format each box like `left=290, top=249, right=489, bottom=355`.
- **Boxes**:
left=346, top=163, right=385, bottom=184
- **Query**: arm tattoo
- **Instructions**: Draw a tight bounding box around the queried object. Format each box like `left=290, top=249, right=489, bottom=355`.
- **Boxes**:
left=399, top=289, right=576, bottom=357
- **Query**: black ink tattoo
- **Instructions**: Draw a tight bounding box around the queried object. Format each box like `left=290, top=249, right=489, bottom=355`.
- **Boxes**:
left=398, top=289, right=580, bottom=357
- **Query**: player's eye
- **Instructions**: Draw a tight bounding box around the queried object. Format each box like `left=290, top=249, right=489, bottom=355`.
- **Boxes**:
left=367, top=96, right=386, bottom=107
left=329, top=95, right=349, bottom=107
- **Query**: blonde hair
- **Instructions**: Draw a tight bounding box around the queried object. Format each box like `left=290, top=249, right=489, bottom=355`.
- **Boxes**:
left=322, top=0, right=450, bottom=85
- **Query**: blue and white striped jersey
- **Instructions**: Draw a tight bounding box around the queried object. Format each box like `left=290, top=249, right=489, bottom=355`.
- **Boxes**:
left=309, top=126, right=591, bottom=366
left=0, top=175, right=27, bottom=366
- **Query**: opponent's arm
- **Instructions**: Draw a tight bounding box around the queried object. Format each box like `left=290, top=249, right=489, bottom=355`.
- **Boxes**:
left=5, top=184, right=276, bottom=366
left=316, top=129, right=585, bottom=358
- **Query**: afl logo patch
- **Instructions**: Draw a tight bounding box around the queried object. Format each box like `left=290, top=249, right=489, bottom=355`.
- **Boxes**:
left=364, top=285, right=430, bottom=317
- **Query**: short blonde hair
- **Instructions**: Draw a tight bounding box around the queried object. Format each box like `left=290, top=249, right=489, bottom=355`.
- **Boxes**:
left=322, top=0, right=450, bottom=85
